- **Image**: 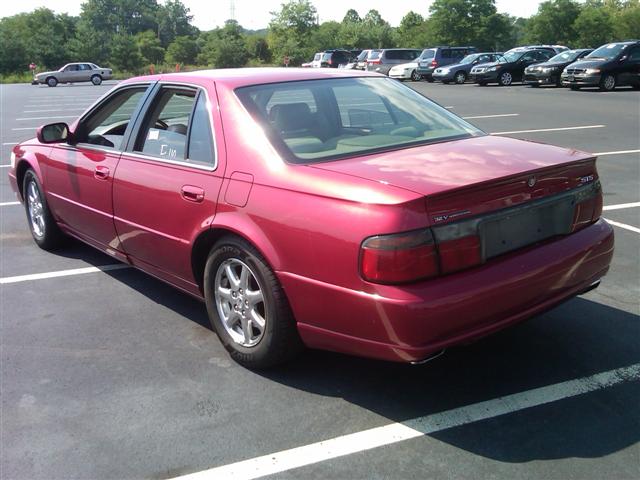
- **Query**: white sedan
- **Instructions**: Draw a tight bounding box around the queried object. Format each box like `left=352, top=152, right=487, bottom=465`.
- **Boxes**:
left=388, top=61, right=421, bottom=81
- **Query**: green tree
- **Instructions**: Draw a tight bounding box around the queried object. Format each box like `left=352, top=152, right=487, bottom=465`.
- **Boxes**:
left=342, top=9, right=361, bottom=23
left=246, top=34, right=272, bottom=63
left=574, top=6, right=615, bottom=47
left=614, top=0, right=640, bottom=40
left=310, top=21, right=342, bottom=51
left=199, top=20, right=248, bottom=68
left=524, top=0, right=582, bottom=45
left=67, top=20, right=112, bottom=65
left=136, top=30, right=165, bottom=64
left=395, top=11, right=428, bottom=48
left=157, top=0, right=196, bottom=47
left=166, top=35, right=198, bottom=64
left=110, top=34, right=144, bottom=71
left=268, top=0, right=318, bottom=65
left=0, top=16, right=29, bottom=73
left=80, top=0, right=159, bottom=35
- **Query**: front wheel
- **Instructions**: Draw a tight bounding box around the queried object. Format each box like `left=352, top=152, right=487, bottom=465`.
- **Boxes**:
left=91, top=75, right=102, bottom=86
left=46, top=77, right=58, bottom=87
left=23, top=170, right=65, bottom=250
left=454, top=71, right=467, bottom=84
left=203, top=236, right=302, bottom=369
left=498, top=71, right=513, bottom=86
left=599, top=74, right=616, bottom=91
left=410, top=70, right=421, bottom=82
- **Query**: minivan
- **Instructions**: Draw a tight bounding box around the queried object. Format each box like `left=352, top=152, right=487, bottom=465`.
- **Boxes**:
left=365, top=49, right=422, bottom=76
left=416, top=46, right=477, bottom=81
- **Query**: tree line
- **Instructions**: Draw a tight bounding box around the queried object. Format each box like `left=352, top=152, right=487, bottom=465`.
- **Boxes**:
left=1, top=0, right=638, bottom=77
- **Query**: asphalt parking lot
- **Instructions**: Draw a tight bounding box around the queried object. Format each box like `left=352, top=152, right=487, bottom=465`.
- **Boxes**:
left=1, top=79, right=639, bottom=480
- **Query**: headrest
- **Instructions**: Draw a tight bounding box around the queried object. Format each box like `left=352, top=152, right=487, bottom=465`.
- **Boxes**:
left=269, top=103, right=313, bottom=132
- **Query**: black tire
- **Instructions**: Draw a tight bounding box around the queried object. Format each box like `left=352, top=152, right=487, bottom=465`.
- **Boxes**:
left=22, top=169, right=65, bottom=250
left=454, top=71, right=467, bottom=84
left=478, top=82, right=487, bottom=86
left=498, top=71, right=513, bottom=86
left=425, top=76, right=434, bottom=83
left=570, top=85, right=581, bottom=90
left=91, top=74, right=102, bottom=86
left=46, top=77, right=58, bottom=87
left=442, top=80, right=450, bottom=84
left=203, top=236, right=303, bottom=369
left=410, top=70, right=421, bottom=82
left=530, top=83, right=539, bottom=88
left=599, top=74, right=616, bottom=91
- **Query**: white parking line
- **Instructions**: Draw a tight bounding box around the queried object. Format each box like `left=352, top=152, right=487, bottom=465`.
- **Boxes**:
left=0, top=165, right=11, bottom=168
left=2, top=142, right=18, bottom=145
left=0, top=264, right=131, bottom=285
left=492, top=125, right=606, bottom=135
left=11, top=127, right=37, bottom=131
left=23, top=108, right=87, bottom=113
left=16, top=116, right=78, bottom=121
left=0, top=201, right=20, bottom=206
left=604, top=219, right=640, bottom=234
left=171, top=363, right=640, bottom=480
left=595, top=149, right=640, bottom=156
left=463, top=113, right=519, bottom=120
left=603, top=202, right=640, bottom=211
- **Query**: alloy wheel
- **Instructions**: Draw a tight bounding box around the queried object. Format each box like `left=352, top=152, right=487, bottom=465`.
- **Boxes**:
left=500, top=72, right=512, bottom=86
left=26, top=181, right=45, bottom=238
left=455, top=72, right=466, bottom=84
left=603, top=75, right=615, bottom=91
left=214, top=258, right=266, bottom=347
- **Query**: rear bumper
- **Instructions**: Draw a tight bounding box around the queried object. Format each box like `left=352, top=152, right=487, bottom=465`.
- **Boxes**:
left=280, top=219, right=614, bottom=363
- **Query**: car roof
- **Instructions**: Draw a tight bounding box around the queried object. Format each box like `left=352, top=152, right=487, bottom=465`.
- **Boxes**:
left=124, top=68, right=383, bottom=89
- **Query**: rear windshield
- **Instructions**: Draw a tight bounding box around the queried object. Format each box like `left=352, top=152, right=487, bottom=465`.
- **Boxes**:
left=357, top=51, right=369, bottom=61
left=235, top=77, right=482, bottom=164
left=420, top=49, right=435, bottom=60
left=368, top=51, right=381, bottom=60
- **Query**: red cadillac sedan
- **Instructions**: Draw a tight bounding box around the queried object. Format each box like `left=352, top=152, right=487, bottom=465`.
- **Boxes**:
left=8, top=69, right=614, bottom=369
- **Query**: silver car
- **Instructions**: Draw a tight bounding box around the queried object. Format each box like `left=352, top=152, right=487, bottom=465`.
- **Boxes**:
left=34, top=63, right=113, bottom=87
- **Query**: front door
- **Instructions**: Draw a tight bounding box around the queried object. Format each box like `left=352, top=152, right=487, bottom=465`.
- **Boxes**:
left=44, top=85, right=150, bottom=251
left=113, top=83, right=225, bottom=292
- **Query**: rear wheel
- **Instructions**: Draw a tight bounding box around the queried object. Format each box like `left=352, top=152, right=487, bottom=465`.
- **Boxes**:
left=454, top=71, right=467, bottom=84
left=570, top=85, right=581, bottom=90
left=91, top=74, right=102, bottom=85
left=599, top=74, right=616, bottom=91
left=23, top=170, right=65, bottom=250
left=410, top=70, right=421, bottom=82
left=498, top=71, right=513, bottom=86
left=203, top=236, right=302, bottom=369
left=46, top=77, right=58, bottom=87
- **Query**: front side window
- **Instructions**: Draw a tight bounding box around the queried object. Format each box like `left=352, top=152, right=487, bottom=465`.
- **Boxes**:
left=134, top=88, right=196, bottom=161
left=76, top=87, right=147, bottom=149
left=64, top=65, right=79, bottom=72
left=236, top=77, right=482, bottom=164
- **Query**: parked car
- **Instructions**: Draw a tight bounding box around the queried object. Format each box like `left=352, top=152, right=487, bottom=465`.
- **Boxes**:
left=471, top=49, right=555, bottom=86
left=356, top=49, right=374, bottom=70
left=301, top=53, right=323, bottom=68
left=416, top=46, right=478, bottom=81
left=388, top=60, right=422, bottom=81
left=505, top=45, right=570, bottom=55
left=34, top=63, right=113, bottom=87
left=561, top=40, right=640, bottom=91
left=523, top=49, right=593, bottom=87
left=433, top=52, right=502, bottom=84
left=320, top=50, right=352, bottom=68
left=8, top=69, right=613, bottom=369
left=366, top=48, right=422, bottom=76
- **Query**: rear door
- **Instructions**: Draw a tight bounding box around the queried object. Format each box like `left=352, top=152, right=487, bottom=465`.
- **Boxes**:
left=44, top=84, right=151, bottom=252
left=113, top=82, right=225, bottom=292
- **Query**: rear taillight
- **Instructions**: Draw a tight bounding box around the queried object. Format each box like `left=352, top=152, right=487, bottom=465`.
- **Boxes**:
left=437, top=235, right=482, bottom=275
left=572, top=180, right=602, bottom=232
left=360, top=229, right=438, bottom=284
left=369, top=58, right=381, bottom=65
left=430, top=60, right=438, bottom=68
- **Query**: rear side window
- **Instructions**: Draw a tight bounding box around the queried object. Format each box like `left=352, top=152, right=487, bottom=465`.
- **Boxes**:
left=441, top=49, right=452, bottom=59
left=420, top=49, right=435, bottom=60
left=385, top=50, right=403, bottom=60
left=187, top=93, right=216, bottom=166
left=369, top=51, right=381, bottom=60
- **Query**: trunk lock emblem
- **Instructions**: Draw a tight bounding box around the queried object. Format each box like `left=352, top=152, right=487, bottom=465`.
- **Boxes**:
left=527, top=176, right=537, bottom=187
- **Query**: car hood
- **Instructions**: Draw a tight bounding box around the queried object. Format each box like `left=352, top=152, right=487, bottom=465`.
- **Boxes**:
left=310, top=135, right=591, bottom=197
left=36, top=70, right=58, bottom=77
left=568, top=59, right=611, bottom=69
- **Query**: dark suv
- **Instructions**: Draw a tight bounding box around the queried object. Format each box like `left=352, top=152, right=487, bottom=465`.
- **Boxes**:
left=416, top=46, right=477, bottom=81
left=433, top=52, right=502, bottom=84
left=320, top=50, right=352, bottom=68
left=561, top=41, right=640, bottom=91
left=471, top=49, right=554, bottom=86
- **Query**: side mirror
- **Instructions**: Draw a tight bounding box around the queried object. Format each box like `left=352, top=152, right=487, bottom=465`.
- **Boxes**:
left=619, top=55, right=628, bottom=62
left=37, top=122, right=70, bottom=144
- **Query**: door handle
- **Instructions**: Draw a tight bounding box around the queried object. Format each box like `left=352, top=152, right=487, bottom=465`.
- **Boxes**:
left=181, top=185, right=205, bottom=203
left=94, top=165, right=110, bottom=180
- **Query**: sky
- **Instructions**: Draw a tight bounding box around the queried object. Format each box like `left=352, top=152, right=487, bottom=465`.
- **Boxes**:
left=0, top=0, right=546, bottom=30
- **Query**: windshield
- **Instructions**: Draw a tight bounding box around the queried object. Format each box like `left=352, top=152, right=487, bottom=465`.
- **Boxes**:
left=235, top=77, right=482, bottom=164
left=548, top=50, right=581, bottom=63
left=313, top=53, right=321, bottom=61
left=357, top=50, right=369, bottom=61
left=460, top=54, right=479, bottom=64
left=498, top=51, right=524, bottom=63
left=419, top=49, right=435, bottom=60
left=587, top=43, right=628, bottom=60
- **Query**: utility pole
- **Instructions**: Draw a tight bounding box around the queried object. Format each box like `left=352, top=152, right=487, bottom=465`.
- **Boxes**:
left=230, top=0, right=236, bottom=20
